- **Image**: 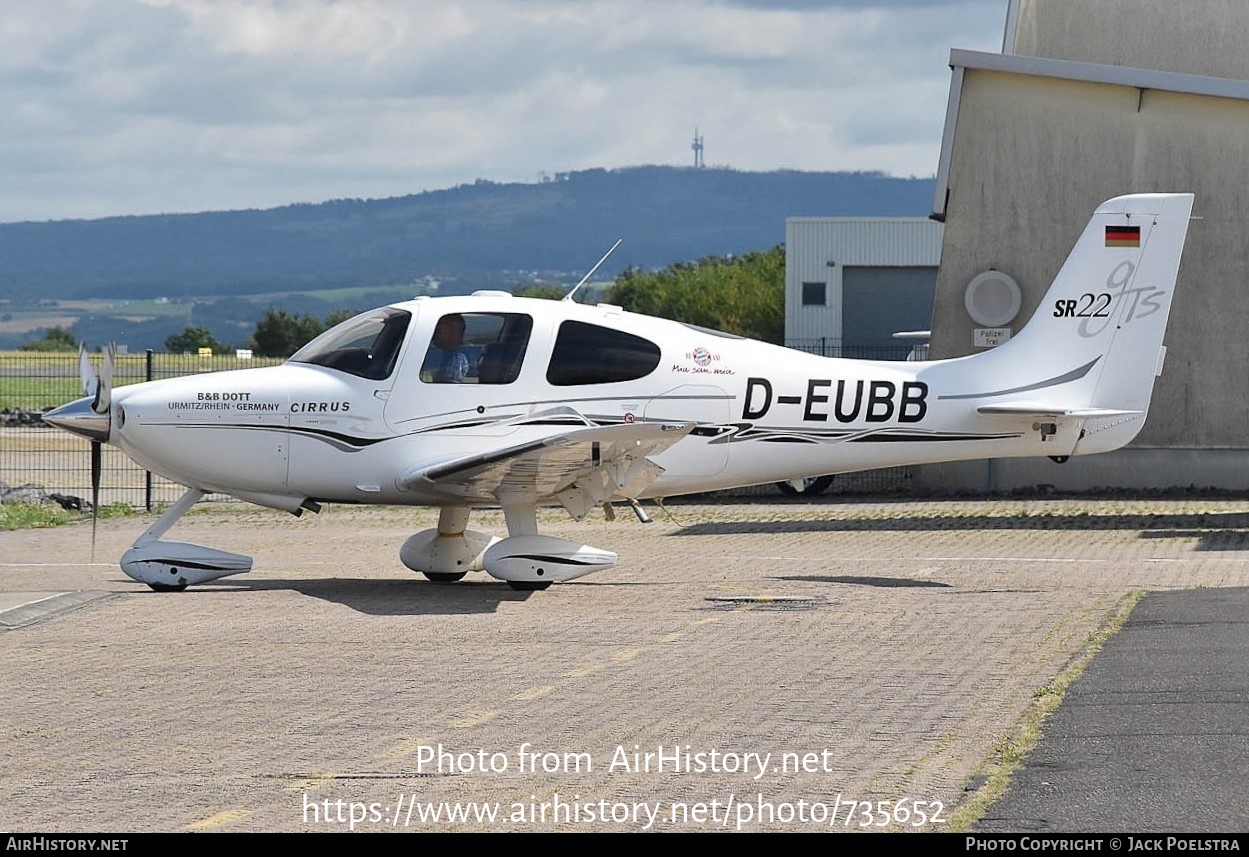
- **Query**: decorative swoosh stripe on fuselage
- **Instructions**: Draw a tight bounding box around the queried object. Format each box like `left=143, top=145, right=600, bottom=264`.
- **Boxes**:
left=847, top=430, right=1023, bottom=443
left=144, top=421, right=394, bottom=451
left=142, top=412, right=1006, bottom=455
left=936, top=358, right=1100, bottom=401
left=139, top=411, right=696, bottom=454
left=707, top=423, right=1022, bottom=445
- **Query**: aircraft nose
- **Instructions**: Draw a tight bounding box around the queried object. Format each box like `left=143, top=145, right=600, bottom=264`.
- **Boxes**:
left=43, top=396, right=111, bottom=443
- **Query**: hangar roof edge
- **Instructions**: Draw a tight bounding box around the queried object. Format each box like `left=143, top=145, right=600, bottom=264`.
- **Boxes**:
left=949, top=48, right=1249, bottom=104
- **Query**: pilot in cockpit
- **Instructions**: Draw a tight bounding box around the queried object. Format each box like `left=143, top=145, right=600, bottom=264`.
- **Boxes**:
left=420, top=313, right=471, bottom=383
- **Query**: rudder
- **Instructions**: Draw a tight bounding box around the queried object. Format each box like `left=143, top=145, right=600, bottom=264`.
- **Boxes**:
left=959, top=193, right=1194, bottom=451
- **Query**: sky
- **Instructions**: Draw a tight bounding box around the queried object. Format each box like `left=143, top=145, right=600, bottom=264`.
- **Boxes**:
left=1, top=0, right=1006, bottom=224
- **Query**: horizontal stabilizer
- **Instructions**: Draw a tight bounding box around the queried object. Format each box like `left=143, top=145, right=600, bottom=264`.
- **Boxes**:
left=977, top=403, right=1143, bottom=419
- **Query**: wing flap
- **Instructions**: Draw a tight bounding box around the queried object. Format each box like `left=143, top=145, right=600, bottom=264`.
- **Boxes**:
left=399, top=421, right=694, bottom=508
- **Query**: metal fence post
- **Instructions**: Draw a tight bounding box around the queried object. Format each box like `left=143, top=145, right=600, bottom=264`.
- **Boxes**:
left=145, top=349, right=154, bottom=511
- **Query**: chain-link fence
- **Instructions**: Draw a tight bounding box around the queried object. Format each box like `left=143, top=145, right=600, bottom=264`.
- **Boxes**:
left=0, top=351, right=282, bottom=509
left=1, top=347, right=916, bottom=509
left=784, top=339, right=922, bottom=360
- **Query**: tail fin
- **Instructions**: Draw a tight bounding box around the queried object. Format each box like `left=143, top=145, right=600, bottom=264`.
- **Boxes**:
left=954, top=193, right=1193, bottom=453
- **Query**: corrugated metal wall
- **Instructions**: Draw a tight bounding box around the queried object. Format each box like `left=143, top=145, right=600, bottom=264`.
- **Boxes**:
left=784, top=218, right=943, bottom=344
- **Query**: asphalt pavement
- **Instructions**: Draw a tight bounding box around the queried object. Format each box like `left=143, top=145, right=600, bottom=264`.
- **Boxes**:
left=975, top=587, right=1249, bottom=833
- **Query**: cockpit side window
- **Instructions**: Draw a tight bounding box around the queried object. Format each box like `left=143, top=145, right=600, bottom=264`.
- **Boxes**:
left=420, top=312, right=533, bottom=385
left=546, top=320, right=661, bottom=386
left=289, top=308, right=411, bottom=381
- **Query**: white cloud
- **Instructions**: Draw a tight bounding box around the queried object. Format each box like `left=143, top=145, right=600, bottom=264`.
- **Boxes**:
left=0, top=0, right=1005, bottom=221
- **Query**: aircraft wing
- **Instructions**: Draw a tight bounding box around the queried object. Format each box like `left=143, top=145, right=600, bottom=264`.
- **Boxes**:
left=977, top=403, right=1143, bottom=418
left=398, top=421, right=694, bottom=519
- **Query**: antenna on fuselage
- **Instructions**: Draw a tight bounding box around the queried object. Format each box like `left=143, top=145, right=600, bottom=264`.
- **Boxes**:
left=563, top=238, right=622, bottom=303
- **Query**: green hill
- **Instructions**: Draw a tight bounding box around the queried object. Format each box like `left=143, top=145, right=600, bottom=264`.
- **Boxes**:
left=0, top=166, right=935, bottom=350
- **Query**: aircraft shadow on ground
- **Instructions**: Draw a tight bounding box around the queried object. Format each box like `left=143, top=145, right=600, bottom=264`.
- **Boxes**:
left=107, top=571, right=708, bottom=613
left=179, top=577, right=540, bottom=616
left=670, top=511, right=1249, bottom=553
left=1137, top=529, right=1249, bottom=552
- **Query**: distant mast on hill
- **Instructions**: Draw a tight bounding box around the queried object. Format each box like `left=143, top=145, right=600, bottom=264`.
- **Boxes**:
left=691, top=129, right=704, bottom=169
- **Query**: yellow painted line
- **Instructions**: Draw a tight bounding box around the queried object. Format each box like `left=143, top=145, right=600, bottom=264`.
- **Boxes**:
left=186, top=808, right=252, bottom=831
left=390, top=738, right=431, bottom=761
left=445, top=620, right=721, bottom=724
left=283, top=771, right=336, bottom=793
left=564, top=663, right=605, bottom=678
left=451, top=709, right=498, bottom=728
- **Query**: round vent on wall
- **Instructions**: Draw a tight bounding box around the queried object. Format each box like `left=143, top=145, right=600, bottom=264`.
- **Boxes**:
left=963, top=270, right=1022, bottom=327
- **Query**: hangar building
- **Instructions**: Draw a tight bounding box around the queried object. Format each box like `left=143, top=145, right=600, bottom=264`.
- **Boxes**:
left=784, top=218, right=942, bottom=359
left=918, top=0, right=1249, bottom=492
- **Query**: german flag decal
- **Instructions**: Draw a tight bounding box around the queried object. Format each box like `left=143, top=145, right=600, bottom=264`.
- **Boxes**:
left=1105, top=224, right=1141, bottom=247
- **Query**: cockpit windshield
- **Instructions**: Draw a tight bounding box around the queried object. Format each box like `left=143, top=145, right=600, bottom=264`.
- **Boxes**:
left=289, top=308, right=411, bottom=381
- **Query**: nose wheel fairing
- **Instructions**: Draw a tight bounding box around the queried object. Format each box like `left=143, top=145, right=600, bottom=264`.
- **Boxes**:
left=122, top=540, right=252, bottom=590
left=120, top=488, right=253, bottom=591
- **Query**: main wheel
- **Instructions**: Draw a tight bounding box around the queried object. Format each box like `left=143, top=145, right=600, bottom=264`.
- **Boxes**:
left=507, top=581, right=552, bottom=591
left=148, top=583, right=188, bottom=593
left=776, top=475, right=835, bottom=496
left=423, top=572, right=467, bottom=583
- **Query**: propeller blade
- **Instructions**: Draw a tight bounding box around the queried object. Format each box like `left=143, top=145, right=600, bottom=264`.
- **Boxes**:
left=79, top=344, right=99, bottom=400
left=93, top=342, right=115, bottom=415
left=90, top=439, right=101, bottom=561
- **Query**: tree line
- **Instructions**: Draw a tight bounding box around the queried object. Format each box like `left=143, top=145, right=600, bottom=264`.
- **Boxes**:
left=19, top=247, right=785, bottom=356
left=605, top=246, right=784, bottom=343
left=20, top=308, right=356, bottom=357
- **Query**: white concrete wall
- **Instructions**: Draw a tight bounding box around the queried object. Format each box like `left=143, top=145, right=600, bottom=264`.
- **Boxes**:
left=921, top=2, right=1249, bottom=490
left=931, top=68, right=1249, bottom=453
left=918, top=449, right=1249, bottom=494
left=1011, top=0, right=1249, bottom=80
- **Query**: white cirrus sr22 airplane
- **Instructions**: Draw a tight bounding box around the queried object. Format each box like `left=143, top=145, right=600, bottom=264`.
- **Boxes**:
left=45, top=192, right=1194, bottom=592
